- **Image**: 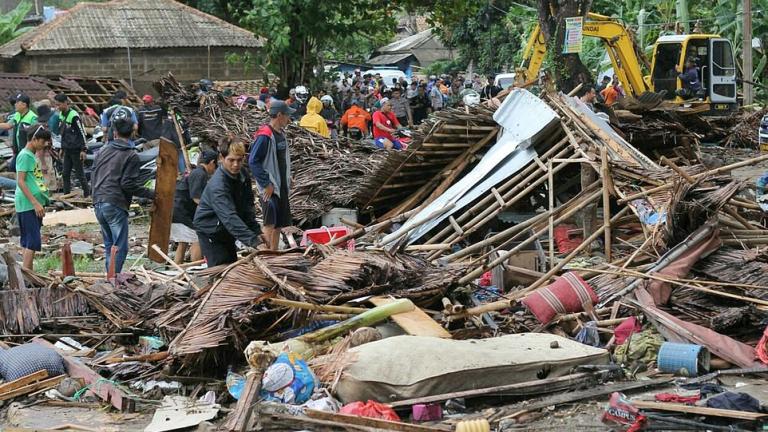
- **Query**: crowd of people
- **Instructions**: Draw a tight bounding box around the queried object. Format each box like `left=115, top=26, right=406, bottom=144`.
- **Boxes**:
left=273, top=71, right=503, bottom=149
left=0, top=71, right=509, bottom=275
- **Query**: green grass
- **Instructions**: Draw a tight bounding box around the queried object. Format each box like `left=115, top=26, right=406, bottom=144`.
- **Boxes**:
left=33, top=254, right=105, bottom=274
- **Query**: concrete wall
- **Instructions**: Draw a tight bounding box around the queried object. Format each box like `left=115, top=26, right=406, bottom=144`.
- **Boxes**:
left=5, top=46, right=260, bottom=95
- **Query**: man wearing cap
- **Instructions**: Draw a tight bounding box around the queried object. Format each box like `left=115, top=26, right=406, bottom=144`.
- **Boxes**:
left=54, top=94, right=89, bottom=196
left=91, top=106, right=155, bottom=274
left=171, top=149, right=217, bottom=264
left=0, top=94, right=38, bottom=171
left=341, top=99, right=371, bottom=139
left=248, top=100, right=294, bottom=250
left=137, top=95, right=165, bottom=143
left=194, top=138, right=261, bottom=265
left=372, top=98, right=403, bottom=150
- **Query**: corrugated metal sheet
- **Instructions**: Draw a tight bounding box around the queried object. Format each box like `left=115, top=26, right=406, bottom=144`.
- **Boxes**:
left=377, top=29, right=434, bottom=53
left=367, top=53, right=413, bottom=66
left=0, top=0, right=261, bottom=58
left=383, top=89, right=561, bottom=244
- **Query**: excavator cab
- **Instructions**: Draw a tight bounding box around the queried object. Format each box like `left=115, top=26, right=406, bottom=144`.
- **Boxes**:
left=650, top=35, right=738, bottom=113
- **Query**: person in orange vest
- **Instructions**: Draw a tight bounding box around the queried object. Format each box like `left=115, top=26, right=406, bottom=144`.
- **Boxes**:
left=340, top=99, right=371, bottom=139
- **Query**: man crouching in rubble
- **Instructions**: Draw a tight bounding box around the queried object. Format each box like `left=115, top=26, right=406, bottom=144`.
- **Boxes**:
left=193, top=138, right=261, bottom=266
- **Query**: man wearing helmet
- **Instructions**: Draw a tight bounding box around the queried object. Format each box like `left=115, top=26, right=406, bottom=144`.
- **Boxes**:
left=319, top=95, right=339, bottom=139
left=290, top=86, right=310, bottom=120
left=91, top=106, right=155, bottom=274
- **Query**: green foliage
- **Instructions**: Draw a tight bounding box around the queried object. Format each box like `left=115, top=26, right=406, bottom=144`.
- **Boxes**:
left=422, top=58, right=466, bottom=76
left=0, top=1, right=32, bottom=46
left=234, top=0, right=397, bottom=87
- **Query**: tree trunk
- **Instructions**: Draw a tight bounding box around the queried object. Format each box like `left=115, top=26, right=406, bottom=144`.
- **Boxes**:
left=537, top=0, right=593, bottom=93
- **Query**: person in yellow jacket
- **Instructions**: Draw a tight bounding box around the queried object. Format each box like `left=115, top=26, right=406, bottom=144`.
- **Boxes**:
left=299, top=96, right=329, bottom=138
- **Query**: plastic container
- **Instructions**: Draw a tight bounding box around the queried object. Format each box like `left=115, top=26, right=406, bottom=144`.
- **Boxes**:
left=322, top=207, right=358, bottom=228
left=657, top=342, right=710, bottom=377
left=301, top=226, right=355, bottom=250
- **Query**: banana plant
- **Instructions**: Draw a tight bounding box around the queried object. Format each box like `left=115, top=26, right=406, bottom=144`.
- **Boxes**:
left=0, top=1, right=32, bottom=46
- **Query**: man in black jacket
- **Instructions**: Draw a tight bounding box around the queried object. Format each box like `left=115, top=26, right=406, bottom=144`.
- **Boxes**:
left=137, top=95, right=165, bottom=143
left=193, top=139, right=261, bottom=266
left=54, top=94, right=89, bottom=196
left=91, top=106, right=155, bottom=274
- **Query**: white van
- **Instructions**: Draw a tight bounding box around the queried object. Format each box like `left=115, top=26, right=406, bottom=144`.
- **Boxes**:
left=494, top=73, right=516, bottom=89
left=365, top=68, right=407, bottom=88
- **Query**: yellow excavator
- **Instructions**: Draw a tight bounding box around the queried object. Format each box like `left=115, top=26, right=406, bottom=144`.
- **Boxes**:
left=516, top=13, right=738, bottom=114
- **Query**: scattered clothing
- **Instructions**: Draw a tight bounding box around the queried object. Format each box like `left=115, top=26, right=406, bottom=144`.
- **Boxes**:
left=706, top=392, right=762, bottom=413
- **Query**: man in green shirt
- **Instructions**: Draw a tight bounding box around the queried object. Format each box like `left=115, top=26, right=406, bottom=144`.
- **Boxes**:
left=0, top=94, right=38, bottom=171
left=15, top=124, right=51, bottom=270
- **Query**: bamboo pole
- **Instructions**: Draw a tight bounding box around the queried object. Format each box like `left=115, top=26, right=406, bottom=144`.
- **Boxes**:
left=524, top=207, right=629, bottom=292
left=327, top=209, right=418, bottom=247
left=445, top=185, right=601, bottom=263
left=601, top=148, right=612, bottom=261
left=423, top=136, right=570, bottom=247
left=457, top=187, right=603, bottom=283
left=429, top=148, right=579, bottom=258
left=548, top=159, right=555, bottom=268
left=619, top=152, right=768, bottom=204
left=151, top=244, right=200, bottom=291
left=267, top=298, right=367, bottom=314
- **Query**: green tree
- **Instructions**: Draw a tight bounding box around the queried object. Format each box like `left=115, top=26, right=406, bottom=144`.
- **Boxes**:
left=219, top=0, right=397, bottom=91
left=0, top=1, right=32, bottom=46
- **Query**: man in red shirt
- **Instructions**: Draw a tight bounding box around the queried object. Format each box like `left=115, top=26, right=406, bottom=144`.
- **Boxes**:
left=372, top=98, right=402, bottom=150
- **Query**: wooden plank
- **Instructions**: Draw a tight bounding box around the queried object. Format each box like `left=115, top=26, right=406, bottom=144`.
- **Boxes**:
left=389, top=372, right=595, bottom=408
left=512, top=377, right=672, bottom=413
left=32, top=338, right=136, bottom=412
left=370, top=296, right=451, bottom=338
left=0, top=370, right=48, bottom=394
left=0, top=375, right=64, bottom=401
left=305, top=409, right=450, bottom=432
left=148, top=138, right=178, bottom=263
left=632, top=401, right=768, bottom=421
left=43, top=208, right=98, bottom=227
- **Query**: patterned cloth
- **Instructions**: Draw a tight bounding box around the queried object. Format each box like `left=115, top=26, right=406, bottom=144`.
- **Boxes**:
left=522, top=272, right=599, bottom=324
left=0, top=344, right=65, bottom=381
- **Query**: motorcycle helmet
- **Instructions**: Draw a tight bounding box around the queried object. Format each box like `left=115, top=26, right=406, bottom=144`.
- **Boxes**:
left=321, top=95, right=334, bottom=106
left=463, top=92, right=481, bottom=107
left=111, top=106, right=136, bottom=136
left=295, top=86, right=309, bottom=103
left=198, top=79, right=213, bottom=92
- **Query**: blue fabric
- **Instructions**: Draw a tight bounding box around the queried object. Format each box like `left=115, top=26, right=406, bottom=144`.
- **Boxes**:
left=95, top=202, right=129, bottom=273
left=0, top=176, right=16, bottom=190
left=17, top=210, right=42, bottom=251
left=374, top=137, right=402, bottom=150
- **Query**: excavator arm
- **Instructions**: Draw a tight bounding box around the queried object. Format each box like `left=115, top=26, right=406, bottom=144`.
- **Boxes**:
left=517, top=13, right=653, bottom=99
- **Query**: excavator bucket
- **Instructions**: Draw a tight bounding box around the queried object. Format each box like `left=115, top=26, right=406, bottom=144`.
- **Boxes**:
left=619, top=90, right=666, bottom=111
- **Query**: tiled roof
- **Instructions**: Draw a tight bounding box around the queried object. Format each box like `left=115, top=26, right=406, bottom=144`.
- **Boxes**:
left=0, top=0, right=261, bottom=58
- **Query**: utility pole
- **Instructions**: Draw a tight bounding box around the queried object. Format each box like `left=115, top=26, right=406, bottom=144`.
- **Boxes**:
left=676, top=0, right=689, bottom=33
left=743, top=0, right=753, bottom=105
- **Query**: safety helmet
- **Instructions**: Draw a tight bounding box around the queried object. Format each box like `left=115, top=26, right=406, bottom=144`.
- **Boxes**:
left=320, top=95, right=333, bottom=105
left=111, top=106, right=136, bottom=136
left=295, top=86, right=309, bottom=103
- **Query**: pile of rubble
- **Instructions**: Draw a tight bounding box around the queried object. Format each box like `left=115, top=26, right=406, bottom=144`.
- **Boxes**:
left=4, top=81, right=768, bottom=432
